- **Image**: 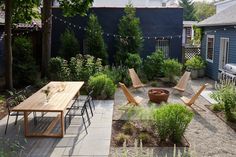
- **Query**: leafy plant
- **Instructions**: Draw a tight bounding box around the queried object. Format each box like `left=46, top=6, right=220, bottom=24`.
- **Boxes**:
left=115, top=133, right=130, bottom=145
left=88, top=73, right=116, bottom=99
left=143, top=49, right=165, bottom=80
left=185, top=55, right=206, bottom=70
left=48, top=57, right=70, bottom=81
left=211, top=80, right=236, bottom=121
left=122, top=122, right=136, bottom=135
left=69, top=57, right=83, bottom=81
left=212, top=104, right=224, bottom=112
left=103, top=65, right=131, bottom=86
left=124, top=53, right=142, bottom=70
left=59, top=28, right=80, bottom=60
left=162, top=59, right=183, bottom=83
left=138, top=132, right=150, bottom=144
left=152, top=103, right=193, bottom=143
left=115, top=3, right=143, bottom=64
left=84, top=13, right=108, bottom=63
left=12, top=36, right=38, bottom=86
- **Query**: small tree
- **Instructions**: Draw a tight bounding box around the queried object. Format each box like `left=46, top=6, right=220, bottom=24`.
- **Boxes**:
left=179, top=0, right=196, bottom=21
left=12, top=37, right=38, bottom=86
left=59, top=28, right=80, bottom=60
left=84, top=13, right=107, bottom=63
left=116, top=3, right=143, bottom=64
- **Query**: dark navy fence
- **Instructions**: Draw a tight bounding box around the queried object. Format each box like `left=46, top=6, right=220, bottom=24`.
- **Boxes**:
left=52, top=7, right=183, bottom=63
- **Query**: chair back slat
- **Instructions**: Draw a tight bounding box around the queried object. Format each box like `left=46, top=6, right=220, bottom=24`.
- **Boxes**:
left=188, top=83, right=208, bottom=105
left=6, top=97, right=19, bottom=114
left=119, top=82, right=138, bottom=104
left=175, top=71, right=191, bottom=90
left=128, top=68, right=143, bottom=88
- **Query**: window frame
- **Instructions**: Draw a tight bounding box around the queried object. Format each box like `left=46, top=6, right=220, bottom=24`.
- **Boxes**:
left=206, top=35, right=215, bottom=63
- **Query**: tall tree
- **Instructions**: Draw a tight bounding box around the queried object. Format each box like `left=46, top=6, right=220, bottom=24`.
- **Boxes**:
left=194, top=1, right=216, bottom=21
left=4, top=0, right=13, bottom=89
left=179, top=0, right=196, bottom=21
left=41, top=0, right=93, bottom=76
left=84, top=13, right=107, bottom=63
left=2, top=0, right=39, bottom=89
left=116, top=3, right=143, bottom=64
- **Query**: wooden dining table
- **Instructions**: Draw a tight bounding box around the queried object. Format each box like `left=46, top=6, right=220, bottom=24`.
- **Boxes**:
left=12, top=81, right=84, bottom=138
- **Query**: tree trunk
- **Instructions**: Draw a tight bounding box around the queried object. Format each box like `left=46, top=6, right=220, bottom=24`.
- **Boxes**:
left=4, top=0, right=13, bottom=89
left=41, top=0, right=52, bottom=77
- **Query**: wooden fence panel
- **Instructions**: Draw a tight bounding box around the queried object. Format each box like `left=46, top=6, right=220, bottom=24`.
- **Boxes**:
left=182, top=46, right=201, bottom=63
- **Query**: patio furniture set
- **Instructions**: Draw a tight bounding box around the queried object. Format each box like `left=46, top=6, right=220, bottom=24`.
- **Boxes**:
left=120, top=69, right=208, bottom=108
left=4, top=81, right=95, bottom=138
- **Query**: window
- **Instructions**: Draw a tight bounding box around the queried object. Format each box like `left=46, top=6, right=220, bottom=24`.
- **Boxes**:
left=186, top=28, right=191, bottom=37
left=206, top=35, right=214, bottom=62
left=156, top=39, right=170, bottom=58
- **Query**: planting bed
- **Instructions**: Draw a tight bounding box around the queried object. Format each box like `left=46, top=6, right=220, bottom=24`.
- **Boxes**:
left=111, top=120, right=189, bottom=147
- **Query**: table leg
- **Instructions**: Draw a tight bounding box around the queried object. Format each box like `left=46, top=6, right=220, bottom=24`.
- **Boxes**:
left=24, top=112, right=29, bottom=137
left=60, top=111, right=64, bottom=137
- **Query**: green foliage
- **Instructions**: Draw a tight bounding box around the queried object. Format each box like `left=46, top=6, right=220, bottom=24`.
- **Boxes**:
left=162, top=59, right=182, bottom=83
left=143, top=50, right=165, bottom=80
left=68, top=57, right=83, bottom=81
left=122, top=122, right=136, bottom=135
left=150, top=82, right=158, bottom=87
left=124, top=53, right=142, bottom=70
left=12, top=36, right=38, bottom=86
left=103, top=65, right=131, bottom=86
left=185, top=55, right=206, bottom=70
left=12, top=0, right=40, bottom=23
left=59, top=28, right=80, bottom=60
left=138, top=132, right=151, bottom=144
left=193, top=25, right=202, bottom=46
left=48, top=57, right=70, bottom=81
left=78, top=55, right=104, bottom=81
left=212, top=104, right=224, bottom=112
left=194, top=1, right=216, bottom=21
left=211, top=81, right=236, bottom=121
left=179, top=0, right=196, bottom=21
left=115, top=133, right=130, bottom=145
left=116, top=3, right=143, bottom=64
left=58, top=0, right=93, bottom=17
left=152, top=104, right=193, bottom=142
left=88, top=74, right=116, bottom=99
left=84, top=13, right=107, bottom=63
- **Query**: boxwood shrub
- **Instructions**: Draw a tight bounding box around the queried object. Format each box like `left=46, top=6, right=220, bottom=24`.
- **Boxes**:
left=88, top=73, right=116, bottom=99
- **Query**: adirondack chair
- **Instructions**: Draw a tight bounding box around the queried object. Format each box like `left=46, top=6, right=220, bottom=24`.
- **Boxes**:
left=181, top=83, right=208, bottom=108
left=119, top=82, right=143, bottom=105
left=128, top=68, right=145, bottom=90
left=173, top=71, right=191, bottom=92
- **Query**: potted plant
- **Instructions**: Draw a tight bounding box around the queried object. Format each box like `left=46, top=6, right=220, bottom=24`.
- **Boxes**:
left=185, top=56, right=206, bottom=79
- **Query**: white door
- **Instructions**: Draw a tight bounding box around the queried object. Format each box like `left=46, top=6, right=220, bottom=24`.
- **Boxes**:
left=219, top=38, right=229, bottom=70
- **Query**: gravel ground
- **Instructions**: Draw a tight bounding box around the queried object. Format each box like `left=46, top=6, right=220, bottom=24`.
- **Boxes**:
left=110, top=78, right=236, bottom=157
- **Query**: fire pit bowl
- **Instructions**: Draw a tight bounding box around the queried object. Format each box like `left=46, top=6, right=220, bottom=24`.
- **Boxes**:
left=148, top=88, right=170, bottom=104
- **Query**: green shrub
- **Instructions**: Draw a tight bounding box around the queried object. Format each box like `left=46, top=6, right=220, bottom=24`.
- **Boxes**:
left=115, top=133, right=130, bottom=145
left=212, top=104, right=224, bottom=112
left=138, top=132, right=151, bottom=144
left=152, top=103, right=193, bottom=143
left=48, top=57, right=70, bottom=81
left=162, top=59, right=182, bottom=83
left=84, top=13, right=108, bottom=63
left=185, top=55, right=206, bottom=70
left=59, top=28, right=80, bottom=60
left=103, top=65, right=131, bottom=86
left=69, top=54, right=104, bottom=81
left=88, top=74, right=116, bottom=99
left=211, top=81, right=236, bottom=121
left=143, top=49, right=165, bottom=80
left=122, top=122, right=136, bottom=135
left=12, top=36, right=38, bottom=86
left=124, top=53, right=142, bottom=70
left=150, top=81, right=158, bottom=87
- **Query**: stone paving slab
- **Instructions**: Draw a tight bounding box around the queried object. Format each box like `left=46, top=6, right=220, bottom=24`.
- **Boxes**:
left=0, top=99, right=114, bottom=157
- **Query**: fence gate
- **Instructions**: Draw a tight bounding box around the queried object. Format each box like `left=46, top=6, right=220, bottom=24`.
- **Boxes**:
left=182, top=46, right=201, bottom=63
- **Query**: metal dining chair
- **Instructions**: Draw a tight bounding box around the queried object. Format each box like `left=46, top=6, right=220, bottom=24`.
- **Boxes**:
left=65, top=98, right=91, bottom=134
